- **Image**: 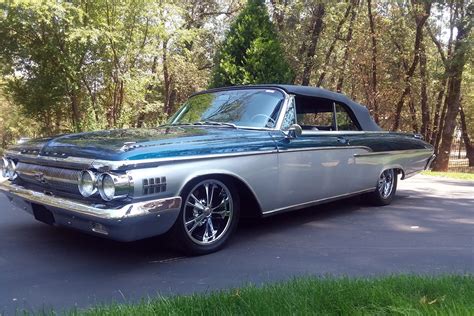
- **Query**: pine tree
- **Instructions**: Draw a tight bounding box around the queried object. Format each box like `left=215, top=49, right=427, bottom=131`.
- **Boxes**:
left=210, top=0, right=293, bottom=87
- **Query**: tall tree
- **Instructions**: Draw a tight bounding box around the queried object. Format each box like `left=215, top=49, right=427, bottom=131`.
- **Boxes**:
left=210, top=0, right=293, bottom=87
left=300, top=3, right=325, bottom=86
left=419, top=38, right=430, bottom=138
left=432, top=2, right=473, bottom=171
left=460, top=105, right=474, bottom=167
left=336, top=0, right=359, bottom=92
left=316, top=2, right=353, bottom=87
left=392, top=0, right=432, bottom=131
left=367, top=0, right=379, bottom=123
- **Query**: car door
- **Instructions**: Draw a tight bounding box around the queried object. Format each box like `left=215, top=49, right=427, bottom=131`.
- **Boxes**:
left=271, top=95, right=369, bottom=212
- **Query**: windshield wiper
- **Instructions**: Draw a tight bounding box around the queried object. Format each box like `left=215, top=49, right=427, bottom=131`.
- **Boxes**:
left=168, top=123, right=192, bottom=126
left=192, top=121, right=237, bottom=128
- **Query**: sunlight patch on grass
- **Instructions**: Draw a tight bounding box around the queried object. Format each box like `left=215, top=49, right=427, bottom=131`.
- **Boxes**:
left=421, top=171, right=474, bottom=180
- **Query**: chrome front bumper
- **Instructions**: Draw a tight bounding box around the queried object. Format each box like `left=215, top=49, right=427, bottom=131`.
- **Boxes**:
left=0, top=180, right=182, bottom=241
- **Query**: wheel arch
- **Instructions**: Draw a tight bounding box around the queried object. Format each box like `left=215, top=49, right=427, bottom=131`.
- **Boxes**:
left=178, top=170, right=263, bottom=218
left=379, top=165, right=405, bottom=180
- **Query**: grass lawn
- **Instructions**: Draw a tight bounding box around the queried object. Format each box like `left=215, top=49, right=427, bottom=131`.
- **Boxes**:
left=71, top=275, right=474, bottom=315
left=421, top=170, right=474, bottom=180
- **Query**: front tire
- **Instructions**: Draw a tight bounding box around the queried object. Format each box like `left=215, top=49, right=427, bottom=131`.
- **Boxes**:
left=172, top=177, right=240, bottom=255
left=365, top=169, right=398, bottom=206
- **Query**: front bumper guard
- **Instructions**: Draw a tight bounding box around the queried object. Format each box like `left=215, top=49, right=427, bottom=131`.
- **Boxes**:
left=0, top=179, right=182, bottom=241
left=0, top=180, right=181, bottom=220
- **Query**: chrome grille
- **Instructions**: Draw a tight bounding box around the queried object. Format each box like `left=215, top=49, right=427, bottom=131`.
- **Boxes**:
left=16, top=162, right=81, bottom=194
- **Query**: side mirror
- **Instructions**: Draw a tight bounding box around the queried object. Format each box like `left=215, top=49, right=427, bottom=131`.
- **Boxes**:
left=286, top=124, right=302, bottom=139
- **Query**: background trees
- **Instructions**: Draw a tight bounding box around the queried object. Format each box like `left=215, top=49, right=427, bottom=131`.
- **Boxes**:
left=0, top=0, right=472, bottom=171
left=210, top=0, right=293, bottom=87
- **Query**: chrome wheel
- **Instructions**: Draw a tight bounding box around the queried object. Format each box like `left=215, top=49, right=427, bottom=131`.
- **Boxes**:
left=378, top=169, right=395, bottom=199
left=183, top=179, right=233, bottom=245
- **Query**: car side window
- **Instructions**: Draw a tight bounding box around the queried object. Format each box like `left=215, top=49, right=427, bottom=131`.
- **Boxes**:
left=294, top=96, right=335, bottom=131
left=335, top=103, right=359, bottom=131
left=281, top=98, right=296, bottom=130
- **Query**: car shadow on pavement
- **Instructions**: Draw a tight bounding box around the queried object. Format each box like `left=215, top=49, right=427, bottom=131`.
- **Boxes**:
left=4, top=190, right=472, bottom=267
left=8, top=196, right=366, bottom=260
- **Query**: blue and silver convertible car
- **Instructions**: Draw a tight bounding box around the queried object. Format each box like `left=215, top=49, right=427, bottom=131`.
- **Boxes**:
left=0, top=85, right=435, bottom=254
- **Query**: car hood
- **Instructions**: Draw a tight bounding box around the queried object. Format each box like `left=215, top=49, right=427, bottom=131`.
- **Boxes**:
left=9, top=126, right=277, bottom=161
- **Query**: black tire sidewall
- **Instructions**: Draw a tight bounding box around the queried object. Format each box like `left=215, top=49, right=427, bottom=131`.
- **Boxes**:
left=173, top=176, right=240, bottom=255
left=368, top=169, right=398, bottom=206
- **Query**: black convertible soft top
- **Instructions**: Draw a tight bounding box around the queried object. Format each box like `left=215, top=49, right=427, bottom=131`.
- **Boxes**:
left=194, top=84, right=382, bottom=131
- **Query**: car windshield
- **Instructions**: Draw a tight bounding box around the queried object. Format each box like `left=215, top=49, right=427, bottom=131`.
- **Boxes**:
left=169, top=89, right=285, bottom=129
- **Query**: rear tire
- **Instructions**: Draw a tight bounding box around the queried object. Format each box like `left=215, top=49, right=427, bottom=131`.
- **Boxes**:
left=365, top=169, right=398, bottom=206
left=172, top=177, right=240, bottom=255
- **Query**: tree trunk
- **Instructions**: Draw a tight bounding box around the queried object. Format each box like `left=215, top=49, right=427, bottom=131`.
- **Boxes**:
left=301, top=4, right=325, bottom=86
left=163, top=39, right=172, bottom=115
left=391, top=0, right=431, bottom=131
left=433, top=79, right=461, bottom=171
left=429, top=76, right=448, bottom=145
left=316, top=3, right=352, bottom=87
left=270, top=0, right=287, bottom=32
left=367, top=0, right=379, bottom=123
left=419, top=39, right=430, bottom=139
left=427, top=1, right=455, bottom=147
left=435, top=97, right=448, bottom=155
left=336, top=0, right=359, bottom=92
left=408, top=91, right=419, bottom=133
left=69, top=91, right=81, bottom=132
left=459, top=105, right=474, bottom=166
left=432, top=2, right=472, bottom=171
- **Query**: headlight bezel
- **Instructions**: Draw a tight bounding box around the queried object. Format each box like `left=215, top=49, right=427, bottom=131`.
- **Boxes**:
left=97, top=172, right=132, bottom=201
left=78, top=170, right=98, bottom=197
left=1, top=157, right=17, bottom=180
left=0, top=157, right=8, bottom=178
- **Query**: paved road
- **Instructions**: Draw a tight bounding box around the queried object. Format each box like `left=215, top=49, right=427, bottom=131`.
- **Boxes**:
left=0, top=175, right=473, bottom=314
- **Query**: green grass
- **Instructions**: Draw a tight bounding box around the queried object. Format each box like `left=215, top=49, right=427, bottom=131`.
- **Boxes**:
left=421, top=170, right=474, bottom=180
left=67, top=275, right=474, bottom=315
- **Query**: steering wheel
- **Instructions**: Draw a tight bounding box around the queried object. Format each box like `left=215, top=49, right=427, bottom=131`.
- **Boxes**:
left=250, top=114, right=276, bottom=126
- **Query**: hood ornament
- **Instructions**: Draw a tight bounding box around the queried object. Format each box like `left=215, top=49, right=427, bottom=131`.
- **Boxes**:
left=120, top=142, right=137, bottom=152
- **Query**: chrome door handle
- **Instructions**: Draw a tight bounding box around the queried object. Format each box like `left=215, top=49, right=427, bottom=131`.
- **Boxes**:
left=337, top=137, right=348, bottom=144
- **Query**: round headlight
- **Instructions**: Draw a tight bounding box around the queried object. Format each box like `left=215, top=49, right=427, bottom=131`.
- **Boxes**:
left=98, top=173, right=131, bottom=201
left=78, top=170, right=97, bottom=197
left=99, top=173, right=115, bottom=201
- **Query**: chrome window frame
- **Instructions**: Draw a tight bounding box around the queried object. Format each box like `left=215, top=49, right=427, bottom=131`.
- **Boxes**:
left=278, top=94, right=365, bottom=134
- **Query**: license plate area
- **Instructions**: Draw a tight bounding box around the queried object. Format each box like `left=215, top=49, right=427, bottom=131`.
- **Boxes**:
left=32, top=203, right=55, bottom=225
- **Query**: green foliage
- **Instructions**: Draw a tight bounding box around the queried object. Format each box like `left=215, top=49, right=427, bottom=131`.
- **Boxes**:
left=0, top=0, right=238, bottom=142
left=0, top=0, right=472, bottom=162
left=73, top=275, right=474, bottom=315
left=0, top=80, right=39, bottom=149
left=210, top=0, right=293, bottom=87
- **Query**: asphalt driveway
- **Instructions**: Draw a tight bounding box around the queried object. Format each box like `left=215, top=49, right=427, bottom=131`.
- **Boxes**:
left=0, top=175, right=472, bottom=314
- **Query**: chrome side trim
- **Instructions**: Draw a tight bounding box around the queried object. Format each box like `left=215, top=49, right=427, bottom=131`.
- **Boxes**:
left=92, top=150, right=279, bottom=170
left=353, top=149, right=433, bottom=157
left=299, top=130, right=391, bottom=136
left=0, top=180, right=181, bottom=220
left=279, top=146, right=372, bottom=153
left=262, top=188, right=374, bottom=216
